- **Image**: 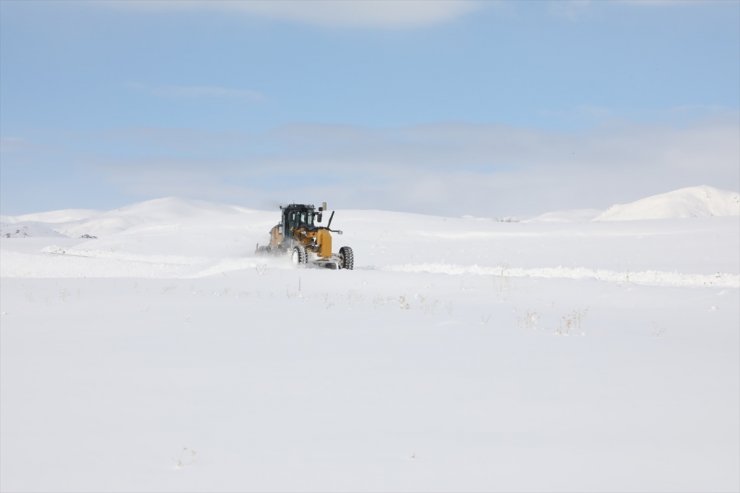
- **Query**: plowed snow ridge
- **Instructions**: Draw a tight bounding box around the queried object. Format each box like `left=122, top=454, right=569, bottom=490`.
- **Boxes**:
left=384, top=263, right=740, bottom=288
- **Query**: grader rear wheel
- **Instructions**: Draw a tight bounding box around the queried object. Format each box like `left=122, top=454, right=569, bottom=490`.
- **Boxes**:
left=339, top=246, right=354, bottom=270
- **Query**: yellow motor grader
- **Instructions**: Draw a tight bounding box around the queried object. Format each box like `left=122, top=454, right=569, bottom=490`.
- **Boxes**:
left=255, top=202, right=354, bottom=270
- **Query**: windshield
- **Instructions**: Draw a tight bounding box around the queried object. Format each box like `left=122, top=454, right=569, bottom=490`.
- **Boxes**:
left=288, top=210, right=315, bottom=228
left=301, top=211, right=315, bottom=227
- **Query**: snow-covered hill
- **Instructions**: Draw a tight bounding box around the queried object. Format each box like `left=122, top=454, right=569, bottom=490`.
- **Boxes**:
left=595, top=185, right=740, bottom=221
left=1, top=195, right=738, bottom=492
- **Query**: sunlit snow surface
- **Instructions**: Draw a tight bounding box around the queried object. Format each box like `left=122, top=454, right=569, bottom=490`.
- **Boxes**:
left=1, top=194, right=738, bottom=492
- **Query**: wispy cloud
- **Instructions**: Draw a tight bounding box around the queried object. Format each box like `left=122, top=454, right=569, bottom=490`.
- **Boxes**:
left=0, top=136, right=27, bottom=152
left=105, top=0, right=482, bottom=29
left=548, top=0, right=710, bottom=20
left=128, top=83, right=265, bottom=103
left=547, top=1, right=593, bottom=21
left=617, top=0, right=705, bottom=6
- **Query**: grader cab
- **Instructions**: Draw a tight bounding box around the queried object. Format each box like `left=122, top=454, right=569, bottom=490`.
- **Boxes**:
left=256, top=202, right=354, bottom=270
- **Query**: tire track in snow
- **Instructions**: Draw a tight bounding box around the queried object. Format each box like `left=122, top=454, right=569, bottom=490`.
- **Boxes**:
left=41, top=246, right=210, bottom=265
left=1, top=247, right=296, bottom=278
left=382, top=263, right=740, bottom=288
left=4, top=246, right=738, bottom=287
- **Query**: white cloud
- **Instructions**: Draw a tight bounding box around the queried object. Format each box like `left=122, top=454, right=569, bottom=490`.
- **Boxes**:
left=92, top=115, right=740, bottom=217
left=106, top=0, right=482, bottom=29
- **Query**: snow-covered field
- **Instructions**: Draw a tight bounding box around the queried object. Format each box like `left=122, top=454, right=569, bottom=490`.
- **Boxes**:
left=1, top=187, right=739, bottom=492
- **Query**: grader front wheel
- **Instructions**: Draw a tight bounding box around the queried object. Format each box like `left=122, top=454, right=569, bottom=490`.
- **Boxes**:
left=291, top=245, right=307, bottom=265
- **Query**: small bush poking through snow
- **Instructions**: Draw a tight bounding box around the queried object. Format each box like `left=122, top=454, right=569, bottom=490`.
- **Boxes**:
left=173, top=447, right=197, bottom=470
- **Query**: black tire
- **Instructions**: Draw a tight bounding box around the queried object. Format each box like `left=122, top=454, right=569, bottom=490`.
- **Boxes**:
left=291, top=245, right=307, bottom=265
left=339, top=246, right=354, bottom=270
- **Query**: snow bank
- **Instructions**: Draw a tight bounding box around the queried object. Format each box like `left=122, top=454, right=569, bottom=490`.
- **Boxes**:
left=595, top=185, right=740, bottom=221
left=384, top=263, right=740, bottom=288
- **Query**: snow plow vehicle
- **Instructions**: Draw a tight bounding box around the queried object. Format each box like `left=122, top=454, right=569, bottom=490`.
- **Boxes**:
left=255, top=202, right=354, bottom=270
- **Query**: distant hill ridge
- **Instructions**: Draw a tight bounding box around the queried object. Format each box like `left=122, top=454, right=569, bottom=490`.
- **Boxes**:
left=3, top=186, right=739, bottom=235
left=594, top=185, right=740, bottom=221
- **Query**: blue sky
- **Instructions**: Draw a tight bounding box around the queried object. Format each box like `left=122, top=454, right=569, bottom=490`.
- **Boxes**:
left=1, top=0, right=738, bottom=216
